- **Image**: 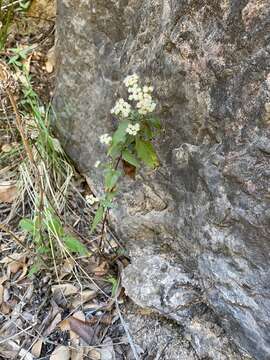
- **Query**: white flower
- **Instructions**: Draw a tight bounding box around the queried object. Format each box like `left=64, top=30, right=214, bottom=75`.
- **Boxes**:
left=94, top=160, right=101, bottom=168
left=136, top=92, right=156, bottom=114
left=86, top=194, right=99, bottom=205
left=100, top=133, right=112, bottom=145
left=128, top=85, right=144, bottom=101
left=126, top=123, right=140, bottom=136
left=124, top=74, right=139, bottom=88
left=143, top=85, right=154, bottom=93
left=111, top=98, right=131, bottom=118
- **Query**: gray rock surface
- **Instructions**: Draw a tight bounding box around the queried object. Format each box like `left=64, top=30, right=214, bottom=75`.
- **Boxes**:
left=123, top=303, right=198, bottom=360
left=54, top=0, right=270, bottom=359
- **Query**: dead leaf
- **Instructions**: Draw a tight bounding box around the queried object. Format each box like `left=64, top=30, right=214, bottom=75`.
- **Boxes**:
left=88, top=349, right=101, bottom=360
left=0, top=253, right=27, bottom=278
left=45, top=46, right=55, bottom=73
left=60, top=258, right=74, bottom=279
left=50, top=345, right=70, bottom=360
left=31, top=338, right=43, bottom=358
left=0, top=285, right=3, bottom=305
left=8, top=258, right=25, bottom=274
left=60, top=312, right=95, bottom=345
left=70, top=311, right=85, bottom=343
left=60, top=311, right=85, bottom=334
left=0, top=340, right=33, bottom=360
left=0, top=181, right=17, bottom=203
left=122, top=159, right=136, bottom=179
left=71, top=347, right=85, bottom=360
left=94, top=261, right=109, bottom=276
left=1, top=302, right=11, bottom=314
left=72, top=289, right=96, bottom=308
left=3, top=288, right=9, bottom=302
left=1, top=144, right=13, bottom=153
left=73, top=311, right=85, bottom=321
left=44, top=313, right=61, bottom=336
left=52, top=283, right=78, bottom=297
left=69, top=317, right=95, bottom=345
left=0, top=275, right=8, bottom=285
left=59, top=318, right=70, bottom=332
left=99, top=337, right=116, bottom=360
left=88, top=338, right=115, bottom=360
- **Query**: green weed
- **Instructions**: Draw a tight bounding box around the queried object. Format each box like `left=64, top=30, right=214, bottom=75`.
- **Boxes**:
left=4, top=60, right=89, bottom=274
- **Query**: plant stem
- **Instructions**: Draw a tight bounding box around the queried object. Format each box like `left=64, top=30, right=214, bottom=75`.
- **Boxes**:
left=99, top=154, right=122, bottom=250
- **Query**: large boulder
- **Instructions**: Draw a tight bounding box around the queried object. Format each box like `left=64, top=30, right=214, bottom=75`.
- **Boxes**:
left=53, top=1, right=270, bottom=359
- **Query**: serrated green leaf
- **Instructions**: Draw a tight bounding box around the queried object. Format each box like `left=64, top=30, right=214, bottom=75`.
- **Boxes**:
left=19, top=218, right=34, bottom=234
left=46, top=216, right=64, bottom=237
left=122, top=149, right=140, bottom=168
left=64, top=235, right=88, bottom=255
left=136, top=138, right=159, bottom=169
left=90, top=205, right=105, bottom=234
left=37, top=246, right=50, bottom=254
left=104, top=169, right=121, bottom=191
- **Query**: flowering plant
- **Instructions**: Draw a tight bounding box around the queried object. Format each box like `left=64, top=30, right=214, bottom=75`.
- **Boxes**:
left=89, top=75, right=161, bottom=237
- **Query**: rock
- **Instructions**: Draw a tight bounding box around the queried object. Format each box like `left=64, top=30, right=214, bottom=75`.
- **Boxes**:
left=53, top=0, right=270, bottom=359
left=122, top=255, right=204, bottom=324
left=122, top=302, right=198, bottom=360
left=123, top=302, right=247, bottom=360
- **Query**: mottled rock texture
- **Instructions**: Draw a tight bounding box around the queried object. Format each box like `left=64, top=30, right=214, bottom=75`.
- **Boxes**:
left=54, top=1, right=270, bottom=359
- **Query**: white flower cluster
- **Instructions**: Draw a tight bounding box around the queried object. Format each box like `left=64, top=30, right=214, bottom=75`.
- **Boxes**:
left=86, top=194, right=99, bottom=205
left=124, top=74, right=156, bottom=115
left=126, top=123, right=140, bottom=136
left=111, top=98, right=131, bottom=118
left=94, top=160, right=101, bottom=168
left=136, top=92, right=156, bottom=115
left=128, top=84, right=143, bottom=101
left=124, top=74, right=139, bottom=88
left=100, top=133, right=112, bottom=145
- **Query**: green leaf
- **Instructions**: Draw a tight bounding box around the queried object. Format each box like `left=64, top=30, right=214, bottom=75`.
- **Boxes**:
left=147, top=116, right=161, bottom=129
left=122, top=149, right=140, bottom=168
left=102, top=191, right=117, bottom=209
left=19, top=0, right=30, bottom=9
left=108, top=121, right=129, bottom=158
left=108, top=143, right=121, bottom=159
left=104, top=169, right=121, bottom=191
left=111, top=121, right=129, bottom=146
left=37, top=246, right=50, bottom=254
left=142, top=125, right=153, bottom=140
left=19, top=218, right=34, bottom=234
left=106, top=276, right=119, bottom=297
left=136, top=138, right=159, bottom=169
left=90, top=205, right=104, bottom=234
left=64, top=235, right=88, bottom=256
left=46, top=216, right=64, bottom=237
left=28, top=264, right=40, bottom=277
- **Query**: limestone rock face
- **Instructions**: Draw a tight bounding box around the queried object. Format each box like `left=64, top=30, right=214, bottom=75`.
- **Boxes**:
left=54, top=1, right=270, bottom=359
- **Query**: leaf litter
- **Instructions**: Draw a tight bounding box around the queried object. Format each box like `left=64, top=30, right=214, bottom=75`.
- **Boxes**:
left=0, top=3, right=136, bottom=359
